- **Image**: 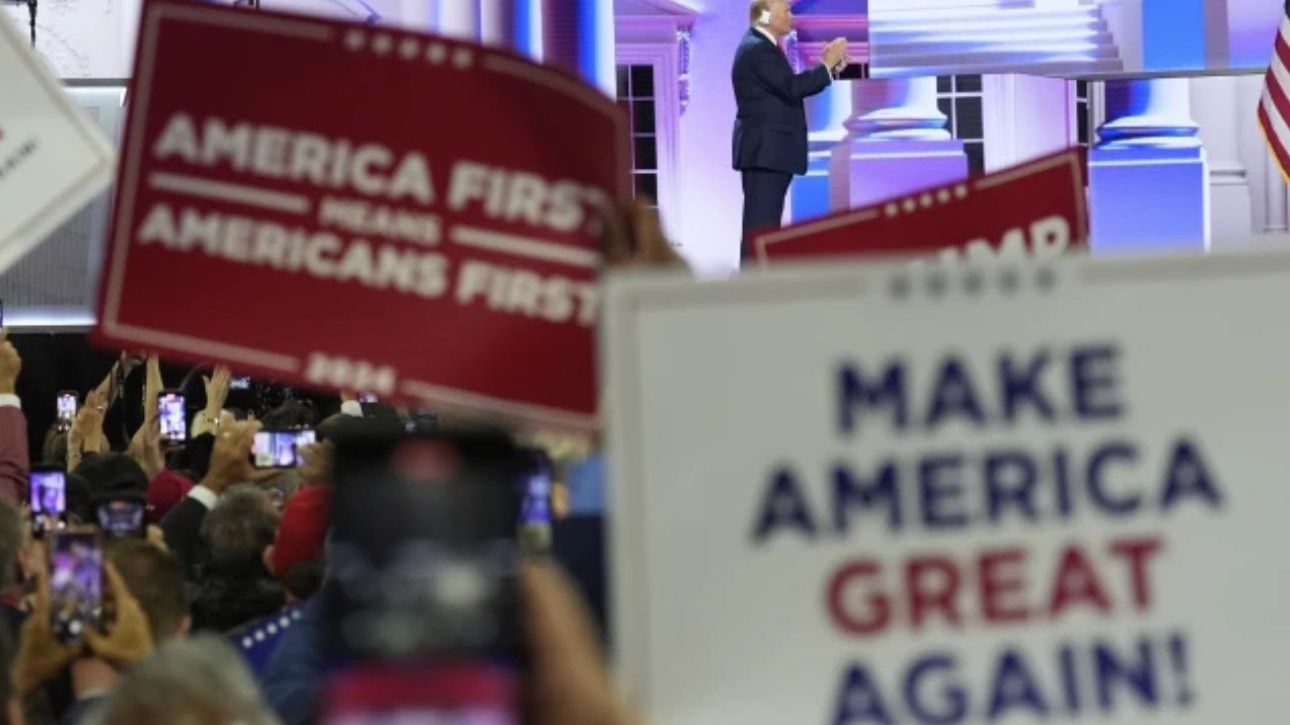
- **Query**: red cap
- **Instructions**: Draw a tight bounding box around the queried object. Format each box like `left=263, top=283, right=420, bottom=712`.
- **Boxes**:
left=147, top=469, right=194, bottom=523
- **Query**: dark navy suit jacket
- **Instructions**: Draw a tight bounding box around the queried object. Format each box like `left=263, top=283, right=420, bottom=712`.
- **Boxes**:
left=731, top=28, right=832, bottom=176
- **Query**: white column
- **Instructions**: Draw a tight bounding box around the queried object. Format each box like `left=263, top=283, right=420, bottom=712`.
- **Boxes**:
left=847, top=76, right=950, bottom=140
left=982, top=74, right=1074, bottom=173
left=829, top=77, right=967, bottom=210
left=459, top=0, right=541, bottom=58
left=435, top=0, right=479, bottom=39
left=540, top=0, right=615, bottom=96
left=1099, top=77, right=1200, bottom=148
left=398, top=0, right=433, bottom=32
left=791, top=82, right=853, bottom=222
left=1089, top=78, right=1209, bottom=253
left=478, top=0, right=506, bottom=44
left=1190, top=76, right=1252, bottom=245
left=1264, top=158, right=1289, bottom=234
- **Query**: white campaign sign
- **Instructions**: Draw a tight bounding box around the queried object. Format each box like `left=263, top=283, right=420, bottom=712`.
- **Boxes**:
left=603, top=251, right=1290, bottom=725
left=0, top=14, right=115, bottom=276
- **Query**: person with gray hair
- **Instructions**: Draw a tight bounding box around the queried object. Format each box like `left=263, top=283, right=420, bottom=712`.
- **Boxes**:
left=192, top=485, right=285, bottom=632
left=87, top=635, right=280, bottom=725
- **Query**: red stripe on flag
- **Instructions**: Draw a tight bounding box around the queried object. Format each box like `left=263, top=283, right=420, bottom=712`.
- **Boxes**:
left=1275, top=29, right=1290, bottom=72
left=1264, top=66, right=1290, bottom=124
left=1258, top=102, right=1290, bottom=183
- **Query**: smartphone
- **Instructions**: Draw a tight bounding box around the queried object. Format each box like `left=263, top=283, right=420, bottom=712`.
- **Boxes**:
left=252, top=428, right=315, bottom=469
left=56, top=391, right=77, bottom=428
left=296, top=428, right=317, bottom=450
left=29, top=467, right=67, bottom=537
left=518, top=448, right=553, bottom=555
left=49, top=532, right=103, bottom=645
left=358, top=393, right=378, bottom=403
left=230, top=376, right=251, bottom=390
left=321, top=428, right=526, bottom=723
left=95, top=497, right=146, bottom=538
left=159, top=391, right=186, bottom=443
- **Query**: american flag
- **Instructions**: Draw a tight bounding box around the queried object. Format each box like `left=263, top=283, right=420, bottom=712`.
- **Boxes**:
left=1260, top=0, right=1290, bottom=180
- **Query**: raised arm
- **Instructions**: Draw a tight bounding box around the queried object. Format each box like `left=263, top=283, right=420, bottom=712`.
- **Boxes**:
left=748, top=37, right=845, bottom=103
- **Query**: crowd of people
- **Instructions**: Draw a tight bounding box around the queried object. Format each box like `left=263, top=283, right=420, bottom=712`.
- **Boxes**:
left=0, top=327, right=641, bottom=725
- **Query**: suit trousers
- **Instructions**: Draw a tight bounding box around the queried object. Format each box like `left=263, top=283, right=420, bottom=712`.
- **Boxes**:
left=740, top=169, right=792, bottom=265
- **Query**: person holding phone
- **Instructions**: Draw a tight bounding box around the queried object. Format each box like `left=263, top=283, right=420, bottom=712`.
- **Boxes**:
left=14, top=552, right=158, bottom=718
left=0, top=329, right=26, bottom=504
left=160, top=418, right=263, bottom=580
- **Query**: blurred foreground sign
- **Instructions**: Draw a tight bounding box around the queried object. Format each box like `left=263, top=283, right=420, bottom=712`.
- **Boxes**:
left=0, top=15, right=115, bottom=275
left=93, top=0, right=629, bottom=430
left=604, top=251, right=1290, bottom=724
left=754, top=150, right=1087, bottom=266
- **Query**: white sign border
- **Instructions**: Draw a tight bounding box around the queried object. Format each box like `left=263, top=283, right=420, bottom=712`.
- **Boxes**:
left=0, top=13, right=116, bottom=277
left=601, top=248, right=1290, bottom=713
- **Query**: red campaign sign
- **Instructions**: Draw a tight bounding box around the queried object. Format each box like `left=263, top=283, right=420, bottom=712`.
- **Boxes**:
left=754, top=149, right=1088, bottom=266
left=94, top=0, right=631, bottom=431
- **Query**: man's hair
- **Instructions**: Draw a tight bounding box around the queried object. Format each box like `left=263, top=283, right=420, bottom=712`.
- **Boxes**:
left=74, top=453, right=149, bottom=497
left=0, top=500, right=21, bottom=590
left=88, top=636, right=278, bottom=725
left=108, top=540, right=188, bottom=642
left=749, top=0, right=780, bottom=24
left=41, top=424, right=68, bottom=467
left=201, top=485, right=279, bottom=565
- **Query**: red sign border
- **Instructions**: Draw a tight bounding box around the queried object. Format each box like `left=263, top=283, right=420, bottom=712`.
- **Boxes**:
left=752, top=149, right=1088, bottom=268
left=95, top=0, right=633, bottom=433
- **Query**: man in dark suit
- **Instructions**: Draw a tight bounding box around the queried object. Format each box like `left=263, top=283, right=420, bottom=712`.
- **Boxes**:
left=732, top=0, right=847, bottom=264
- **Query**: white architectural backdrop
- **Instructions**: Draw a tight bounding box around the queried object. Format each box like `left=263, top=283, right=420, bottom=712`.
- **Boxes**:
left=3, top=0, right=1288, bottom=277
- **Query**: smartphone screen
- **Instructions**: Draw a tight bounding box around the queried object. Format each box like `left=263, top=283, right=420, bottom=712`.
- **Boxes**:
left=295, top=429, right=317, bottom=450
left=49, top=533, right=103, bottom=645
left=96, top=499, right=146, bottom=538
left=29, top=468, right=66, bottom=537
left=322, top=429, right=526, bottom=723
left=56, top=392, right=77, bottom=425
left=518, top=449, right=553, bottom=555
left=159, top=392, right=186, bottom=443
left=253, top=429, right=314, bottom=469
left=230, top=376, right=251, bottom=390
left=358, top=393, right=378, bottom=403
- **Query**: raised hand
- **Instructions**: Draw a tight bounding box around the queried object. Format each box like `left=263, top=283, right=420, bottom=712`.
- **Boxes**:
left=823, top=37, right=848, bottom=69
left=201, top=418, right=261, bottom=494
left=143, top=354, right=163, bottom=422
left=14, top=567, right=82, bottom=696
left=69, top=387, right=110, bottom=466
left=297, top=440, right=333, bottom=486
left=128, top=411, right=165, bottom=480
left=0, top=329, right=21, bottom=395
left=84, top=562, right=154, bottom=666
left=524, top=563, right=644, bottom=725
left=203, top=365, right=232, bottom=420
